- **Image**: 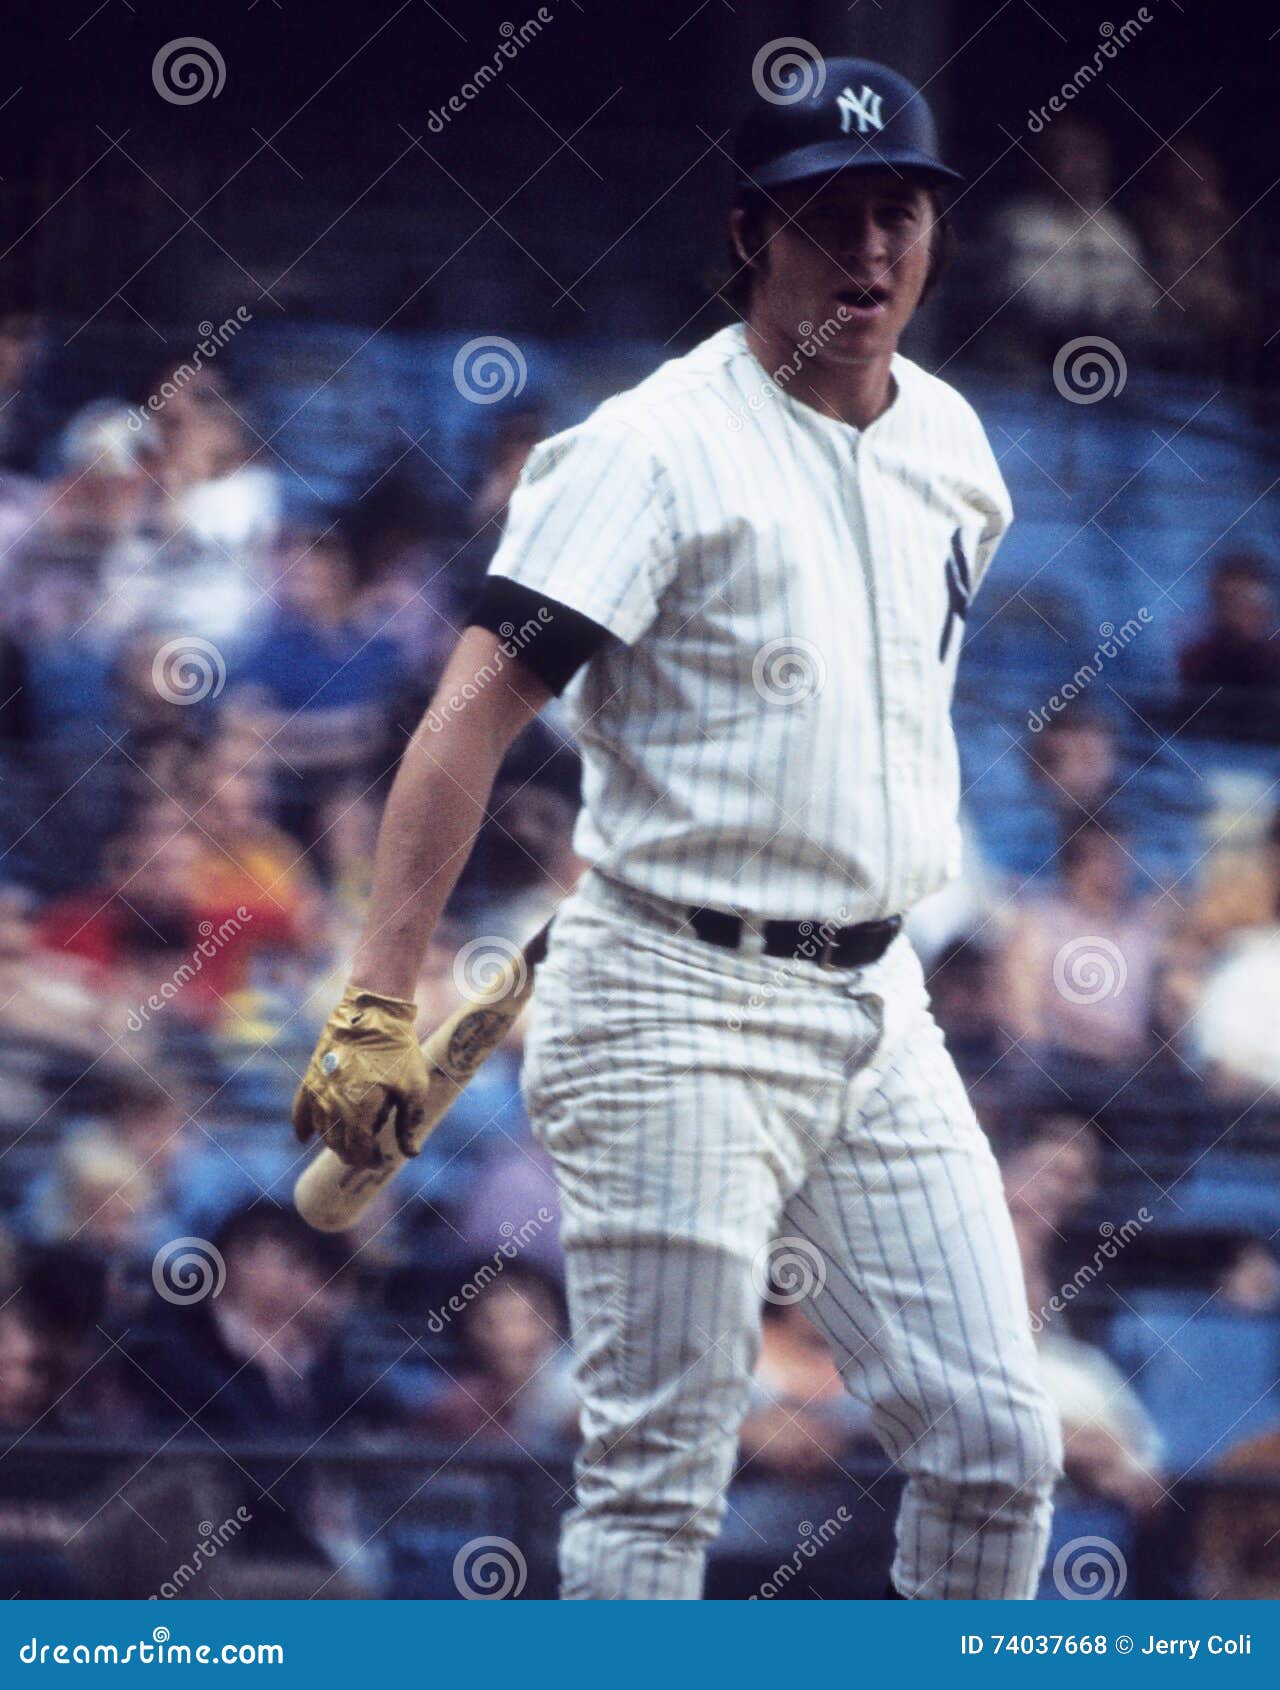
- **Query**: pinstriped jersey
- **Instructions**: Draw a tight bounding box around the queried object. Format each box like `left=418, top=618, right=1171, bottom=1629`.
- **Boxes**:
left=486, top=324, right=1012, bottom=922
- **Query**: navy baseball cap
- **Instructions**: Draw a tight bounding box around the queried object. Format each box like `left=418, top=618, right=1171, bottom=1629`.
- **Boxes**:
left=732, top=55, right=962, bottom=193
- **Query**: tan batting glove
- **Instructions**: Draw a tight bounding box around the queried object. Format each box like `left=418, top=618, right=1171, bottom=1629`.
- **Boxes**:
left=292, top=986, right=431, bottom=1169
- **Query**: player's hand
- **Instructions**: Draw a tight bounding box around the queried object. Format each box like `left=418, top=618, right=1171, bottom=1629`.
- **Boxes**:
left=292, top=986, right=430, bottom=1169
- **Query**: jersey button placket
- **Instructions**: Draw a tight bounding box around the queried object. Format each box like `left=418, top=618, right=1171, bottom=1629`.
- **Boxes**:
left=851, top=435, right=898, bottom=916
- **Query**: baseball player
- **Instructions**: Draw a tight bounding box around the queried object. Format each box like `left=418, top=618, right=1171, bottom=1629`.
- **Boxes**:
left=293, top=56, right=1063, bottom=1599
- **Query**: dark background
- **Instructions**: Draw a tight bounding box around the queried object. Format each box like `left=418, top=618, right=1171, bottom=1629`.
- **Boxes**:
left=2, top=1, right=1273, bottom=342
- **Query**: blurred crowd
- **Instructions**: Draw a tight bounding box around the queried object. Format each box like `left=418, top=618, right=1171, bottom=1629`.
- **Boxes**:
left=0, top=107, right=1278, bottom=1599
left=975, top=117, right=1259, bottom=386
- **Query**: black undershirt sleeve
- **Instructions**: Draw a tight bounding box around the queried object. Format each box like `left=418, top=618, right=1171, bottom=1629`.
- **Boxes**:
left=467, top=577, right=614, bottom=696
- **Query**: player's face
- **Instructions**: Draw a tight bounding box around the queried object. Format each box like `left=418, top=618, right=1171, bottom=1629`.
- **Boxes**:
left=749, top=171, right=937, bottom=358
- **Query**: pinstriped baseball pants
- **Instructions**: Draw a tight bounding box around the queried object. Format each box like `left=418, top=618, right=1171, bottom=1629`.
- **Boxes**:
left=521, top=872, right=1062, bottom=1601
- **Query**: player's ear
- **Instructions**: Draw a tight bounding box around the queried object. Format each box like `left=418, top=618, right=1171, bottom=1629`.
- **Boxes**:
left=729, top=204, right=754, bottom=269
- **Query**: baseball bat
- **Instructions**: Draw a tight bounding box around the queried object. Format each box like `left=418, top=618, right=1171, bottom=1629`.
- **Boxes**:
left=294, top=920, right=552, bottom=1233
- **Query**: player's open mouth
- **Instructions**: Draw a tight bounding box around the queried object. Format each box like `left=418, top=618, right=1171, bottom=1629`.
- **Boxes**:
left=836, top=285, right=889, bottom=318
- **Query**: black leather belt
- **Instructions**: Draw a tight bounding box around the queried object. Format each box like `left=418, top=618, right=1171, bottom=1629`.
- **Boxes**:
left=686, top=906, right=902, bottom=969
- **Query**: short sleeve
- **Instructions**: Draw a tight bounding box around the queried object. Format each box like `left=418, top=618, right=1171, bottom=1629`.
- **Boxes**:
left=485, top=417, right=677, bottom=646
left=966, top=420, right=1014, bottom=591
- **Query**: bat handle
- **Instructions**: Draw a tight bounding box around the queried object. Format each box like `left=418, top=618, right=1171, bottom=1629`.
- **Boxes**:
left=294, top=1144, right=403, bottom=1232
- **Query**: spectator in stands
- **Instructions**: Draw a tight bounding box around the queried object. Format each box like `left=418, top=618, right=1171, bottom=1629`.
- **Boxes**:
left=35, top=803, right=210, bottom=1018
left=126, top=1203, right=366, bottom=1438
left=66, top=1456, right=359, bottom=1600
left=1001, top=1132, right=1164, bottom=1523
left=0, top=1300, right=44, bottom=1433
left=0, top=1295, right=86, bottom=1595
left=1185, top=800, right=1280, bottom=955
left=339, top=471, right=456, bottom=681
left=108, top=625, right=214, bottom=799
left=144, top=358, right=280, bottom=562
left=5, top=403, right=155, bottom=649
left=1196, top=1426, right=1280, bottom=1598
left=0, top=631, right=31, bottom=753
left=42, top=1135, right=159, bottom=1258
left=1221, top=1237, right=1280, bottom=1313
left=18, top=1071, right=189, bottom=1266
left=0, top=471, right=41, bottom=594
left=0, top=412, right=153, bottom=887
left=60, top=362, right=275, bottom=645
left=0, top=296, right=56, bottom=477
left=1192, top=916, right=1280, bottom=1097
left=0, top=1271, right=121, bottom=1579
left=226, top=524, right=406, bottom=880
left=1026, top=710, right=1121, bottom=836
left=421, top=1262, right=576, bottom=1449
left=185, top=738, right=325, bottom=1007
left=19, top=1242, right=140, bottom=1433
left=1178, top=550, right=1280, bottom=693
left=0, top=882, right=139, bottom=1062
left=1033, top=1290, right=1165, bottom=1515
left=998, top=824, right=1169, bottom=1067
left=988, top=118, right=1155, bottom=365
left=739, top=1300, right=871, bottom=1480
left=980, top=710, right=1201, bottom=893
left=1175, top=801, right=1280, bottom=1094
left=1001, top=1111, right=1100, bottom=1272
left=1108, top=1232, right=1280, bottom=1484
left=1132, top=143, right=1248, bottom=380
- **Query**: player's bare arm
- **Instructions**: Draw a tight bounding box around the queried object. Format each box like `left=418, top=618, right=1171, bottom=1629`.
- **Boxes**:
left=292, top=626, right=551, bottom=1167
left=351, top=625, right=552, bottom=999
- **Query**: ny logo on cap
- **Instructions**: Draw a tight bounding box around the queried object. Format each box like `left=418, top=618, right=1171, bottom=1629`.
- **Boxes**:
left=837, top=84, right=884, bottom=136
